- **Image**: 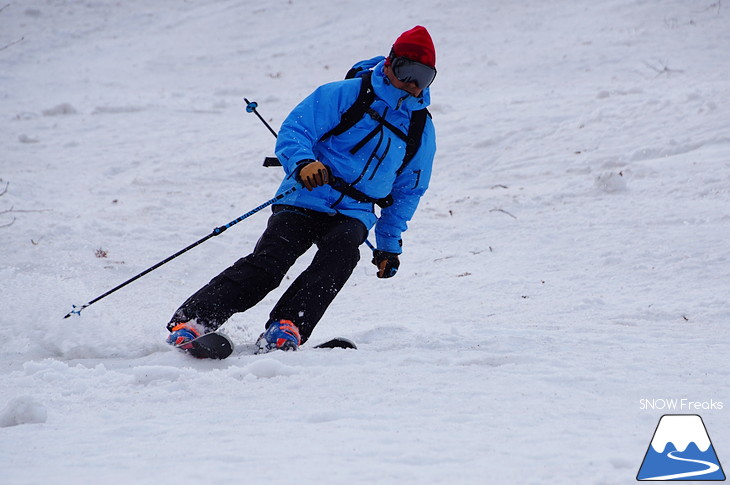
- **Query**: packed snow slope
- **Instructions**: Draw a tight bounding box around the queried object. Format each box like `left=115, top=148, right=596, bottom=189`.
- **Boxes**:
left=1, top=1, right=729, bottom=484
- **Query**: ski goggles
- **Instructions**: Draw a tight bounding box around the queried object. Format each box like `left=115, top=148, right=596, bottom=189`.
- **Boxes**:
left=391, top=56, right=437, bottom=89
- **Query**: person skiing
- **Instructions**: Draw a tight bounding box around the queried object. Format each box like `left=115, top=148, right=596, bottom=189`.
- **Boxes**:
left=166, top=25, right=437, bottom=354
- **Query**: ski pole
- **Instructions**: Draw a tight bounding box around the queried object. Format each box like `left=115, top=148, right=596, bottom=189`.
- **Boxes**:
left=64, top=185, right=300, bottom=319
left=244, top=98, right=278, bottom=139
left=245, top=98, right=282, bottom=167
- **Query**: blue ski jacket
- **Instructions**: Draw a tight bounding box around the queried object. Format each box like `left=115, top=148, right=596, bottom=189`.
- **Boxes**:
left=274, top=59, right=436, bottom=254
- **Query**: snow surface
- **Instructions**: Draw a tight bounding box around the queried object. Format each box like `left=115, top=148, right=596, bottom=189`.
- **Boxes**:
left=1, top=1, right=729, bottom=484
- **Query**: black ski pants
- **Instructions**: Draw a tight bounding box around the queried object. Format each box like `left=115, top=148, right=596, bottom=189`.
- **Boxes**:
left=168, top=204, right=368, bottom=344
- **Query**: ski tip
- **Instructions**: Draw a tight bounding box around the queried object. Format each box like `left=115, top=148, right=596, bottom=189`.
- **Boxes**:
left=177, top=332, right=234, bottom=360
left=313, top=337, right=357, bottom=350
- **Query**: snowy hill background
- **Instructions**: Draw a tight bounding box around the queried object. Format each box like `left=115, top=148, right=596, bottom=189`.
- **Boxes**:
left=1, top=1, right=729, bottom=484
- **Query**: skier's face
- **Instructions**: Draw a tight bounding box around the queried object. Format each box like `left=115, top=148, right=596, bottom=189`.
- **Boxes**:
left=384, top=64, right=423, bottom=97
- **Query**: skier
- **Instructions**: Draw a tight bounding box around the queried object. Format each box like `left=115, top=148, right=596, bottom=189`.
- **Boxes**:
left=166, top=25, right=437, bottom=354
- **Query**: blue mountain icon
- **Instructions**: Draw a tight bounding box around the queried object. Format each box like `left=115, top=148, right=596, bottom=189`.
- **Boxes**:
left=637, top=415, right=725, bottom=481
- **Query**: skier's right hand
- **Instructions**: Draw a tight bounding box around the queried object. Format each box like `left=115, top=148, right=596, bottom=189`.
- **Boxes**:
left=372, top=250, right=400, bottom=278
left=297, top=160, right=329, bottom=191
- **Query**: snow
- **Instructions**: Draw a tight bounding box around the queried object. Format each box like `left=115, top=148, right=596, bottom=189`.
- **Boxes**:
left=0, top=396, right=48, bottom=427
left=1, top=0, right=729, bottom=483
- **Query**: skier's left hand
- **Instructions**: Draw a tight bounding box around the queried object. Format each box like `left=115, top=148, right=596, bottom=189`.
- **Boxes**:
left=372, top=250, right=400, bottom=278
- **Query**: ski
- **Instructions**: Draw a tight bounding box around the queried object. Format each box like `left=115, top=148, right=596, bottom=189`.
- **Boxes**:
left=175, top=332, right=234, bottom=359
left=174, top=333, right=356, bottom=359
left=313, top=337, right=357, bottom=350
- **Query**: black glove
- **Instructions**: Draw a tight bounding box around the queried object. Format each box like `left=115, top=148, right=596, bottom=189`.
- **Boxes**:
left=296, top=160, right=329, bottom=191
left=372, top=250, right=400, bottom=278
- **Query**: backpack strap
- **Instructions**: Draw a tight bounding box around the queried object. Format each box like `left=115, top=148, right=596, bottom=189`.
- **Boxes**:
left=329, top=175, right=394, bottom=208
left=321, top=72, right=429, bottom=173
left=277, top=70, right=430, bottom=173
left=318, top=71, right=430, bottom=206
left=319, top=72, right=375, bottom=143
left=268, top=64, right=431, bottom=207
left=397, top=108, right=430, bottom=175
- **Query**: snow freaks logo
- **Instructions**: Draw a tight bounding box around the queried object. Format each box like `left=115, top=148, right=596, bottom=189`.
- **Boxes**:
left=637, top=414, right=726, bottom=481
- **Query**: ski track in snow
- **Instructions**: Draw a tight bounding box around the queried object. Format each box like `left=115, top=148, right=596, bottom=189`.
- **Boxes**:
left=1, top=1, right=729, bottom=484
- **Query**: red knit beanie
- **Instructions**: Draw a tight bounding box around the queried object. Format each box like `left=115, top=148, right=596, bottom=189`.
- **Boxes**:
left=390, top=25, right=436, bottom=68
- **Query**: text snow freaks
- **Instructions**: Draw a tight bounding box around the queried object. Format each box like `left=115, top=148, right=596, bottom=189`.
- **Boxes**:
left=640, top=399, right=724, bottom=411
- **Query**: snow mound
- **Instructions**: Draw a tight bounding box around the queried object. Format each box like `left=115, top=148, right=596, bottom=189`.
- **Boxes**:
left=0, top=396, right=48, bottom=428
left=231, top=358, right=299, bottom=380
left=41, top=103, right=77, bottom=116
left=594, top=171, right=627, bottom=193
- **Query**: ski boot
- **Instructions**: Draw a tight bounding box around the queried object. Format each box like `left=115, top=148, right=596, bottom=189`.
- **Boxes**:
left=166, top=321, right=203, bottom=350
left=255, top=319, right=301, bottom=354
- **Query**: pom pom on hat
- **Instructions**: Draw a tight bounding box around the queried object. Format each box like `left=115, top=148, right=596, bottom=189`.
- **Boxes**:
left=390, top=25, right=436, bottom=68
